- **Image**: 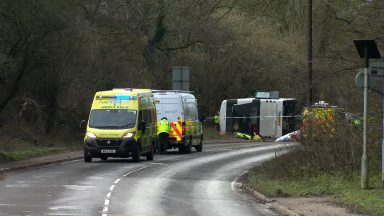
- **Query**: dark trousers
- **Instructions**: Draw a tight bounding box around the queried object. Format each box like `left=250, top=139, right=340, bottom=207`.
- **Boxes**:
left=157, top=132, right=169, bottom=154
left=216, top=123, right=220, bottom=132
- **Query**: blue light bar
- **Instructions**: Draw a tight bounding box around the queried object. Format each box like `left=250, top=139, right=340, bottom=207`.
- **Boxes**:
left=96, top=95, right=137, bottom=100
left=116, top=95, right=137, bottom=100
left=116, top=95, right=131, bottom=100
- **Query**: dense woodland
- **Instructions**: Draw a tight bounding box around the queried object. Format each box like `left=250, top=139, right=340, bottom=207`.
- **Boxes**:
left=0, top=0, right=383, bottom=148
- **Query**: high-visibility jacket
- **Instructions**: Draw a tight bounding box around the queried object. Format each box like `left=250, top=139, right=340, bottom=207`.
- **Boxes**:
left=234, top=132, right=251, bottom=140
left=214, top=115, right=220, bottom=124
left=157, top=119, right=171, bottom=135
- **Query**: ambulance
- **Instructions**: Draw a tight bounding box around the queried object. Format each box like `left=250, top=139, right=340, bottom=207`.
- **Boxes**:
left=153, top=91, right=203, bottom=153
left=82, top=89, right=157, bottom=162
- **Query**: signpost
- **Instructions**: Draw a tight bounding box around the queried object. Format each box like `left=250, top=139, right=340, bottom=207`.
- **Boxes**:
left=172, top=66, right=190, bottom=91
left=353, top=40, right=381, bottom=189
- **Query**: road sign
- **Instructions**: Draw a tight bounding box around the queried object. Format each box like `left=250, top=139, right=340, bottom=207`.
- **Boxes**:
left=370, top=62, right=384, bottom=77
left=172, top=66, right=190, bottom=91
left=355, top=70, right=372, bottom=88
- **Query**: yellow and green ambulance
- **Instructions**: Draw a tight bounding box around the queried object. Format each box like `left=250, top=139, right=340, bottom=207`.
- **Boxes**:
left=82, top=89, right=157, bottom=162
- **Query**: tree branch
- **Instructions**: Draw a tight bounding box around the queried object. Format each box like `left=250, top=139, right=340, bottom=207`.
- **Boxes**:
left=155, top=40, right=205, bottom=51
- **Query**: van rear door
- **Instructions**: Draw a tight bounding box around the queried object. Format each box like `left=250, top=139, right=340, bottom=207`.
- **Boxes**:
left=154, top=96, right=182, bottom=122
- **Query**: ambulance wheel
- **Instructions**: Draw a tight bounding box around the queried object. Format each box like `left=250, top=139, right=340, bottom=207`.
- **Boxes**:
left=146, top=144, right=154, bottom=161
left=84, top=152, right=92, bottom=163
left=132, top=143, right=140, bottom=162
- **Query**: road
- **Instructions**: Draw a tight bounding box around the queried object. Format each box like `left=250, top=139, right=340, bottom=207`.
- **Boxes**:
left=0, top=142, right=286, bottom=216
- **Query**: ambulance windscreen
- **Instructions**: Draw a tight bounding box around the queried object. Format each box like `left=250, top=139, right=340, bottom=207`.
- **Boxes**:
left=89, top=109, right=137, bottom=129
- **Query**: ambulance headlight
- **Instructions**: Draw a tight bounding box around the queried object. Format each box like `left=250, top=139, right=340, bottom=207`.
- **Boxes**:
left=123, top=132, right=135, bottom=139
left=86, top=132, right=97, bottom=139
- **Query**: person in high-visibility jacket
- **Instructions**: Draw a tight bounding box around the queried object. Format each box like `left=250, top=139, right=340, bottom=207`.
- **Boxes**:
left=157, top=117, right=171, bottom=154
left=214, top=111, right=220, bottom=132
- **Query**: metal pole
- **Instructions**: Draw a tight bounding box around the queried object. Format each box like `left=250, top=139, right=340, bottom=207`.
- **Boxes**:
left=382, top=81, right=384, bottom=187
left=307, top=0, right=313, bottom=107
left=361, top=47, right=369, bottom=189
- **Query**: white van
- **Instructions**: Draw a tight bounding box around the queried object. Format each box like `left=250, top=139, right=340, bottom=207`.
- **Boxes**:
left=153, top=91, right=203, bottom=153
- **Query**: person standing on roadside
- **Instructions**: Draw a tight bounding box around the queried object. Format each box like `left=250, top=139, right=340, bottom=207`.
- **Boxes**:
left=214, top=111, right=220, bottom=132
left=157, top=117, right=171, bottom=154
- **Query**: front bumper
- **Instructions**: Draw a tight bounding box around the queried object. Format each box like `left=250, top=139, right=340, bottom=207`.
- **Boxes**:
left=84, top=137, right=137, bottom=158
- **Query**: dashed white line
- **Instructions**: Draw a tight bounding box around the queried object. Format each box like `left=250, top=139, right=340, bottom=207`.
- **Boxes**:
left=103, top=206, right=108, bottom=212
left=104, top=199, right=110, bottom=206
left=149, top=162, right=167, bottom=165
left=102, top=165, right=154, bottom=216
left=109, top=185, right=115, bottom=191
left=123, top=165, right=153, bottom=177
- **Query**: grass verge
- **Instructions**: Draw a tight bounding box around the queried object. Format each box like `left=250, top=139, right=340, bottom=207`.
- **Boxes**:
left=1, top=146, right=66, bottom=161
left=0, top=136, right=82, bottom=162
left=246, top=160, right=384, bottom=216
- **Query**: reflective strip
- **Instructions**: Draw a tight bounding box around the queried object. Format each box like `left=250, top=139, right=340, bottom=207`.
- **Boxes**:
left=170, top=121, right=182, bottom=141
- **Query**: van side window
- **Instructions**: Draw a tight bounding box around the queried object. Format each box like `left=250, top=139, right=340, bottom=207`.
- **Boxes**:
left=184, top=103, right=197, bottom=121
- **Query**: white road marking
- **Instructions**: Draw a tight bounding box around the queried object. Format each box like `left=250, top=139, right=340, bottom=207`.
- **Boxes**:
left=102, top=165, right=155, bottom=216
left=109, top=185, right=115, bottom=191
left=103, top=206, right=108, bottom=212
left=5, top=184, right=29, bottom=188
left=123, top=165, right=153, bottom=177
left=49, top=206, right=82, bottom=210
left=149, top=162, right=167, bottom=165
left=63, top=185, right=95, bottom=190
left=0, top=204, right=42, bottom=207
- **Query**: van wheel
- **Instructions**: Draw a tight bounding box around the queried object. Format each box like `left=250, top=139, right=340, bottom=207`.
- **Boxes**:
left=185, top=143, right=191, bottom=154
left=146, top=144, right=154, bottom=161
left=195, top=144, right=203, bottom=152
left=195, top=134, right=203, bottom=152
left=180, top=139, right=192, bottom=154
left=132, top=143, right=140, bottom=162
left=84, top=151, right=92, bottom=163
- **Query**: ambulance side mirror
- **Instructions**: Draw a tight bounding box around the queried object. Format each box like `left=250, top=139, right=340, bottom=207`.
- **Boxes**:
left=80, top=120, right=87, bottom=130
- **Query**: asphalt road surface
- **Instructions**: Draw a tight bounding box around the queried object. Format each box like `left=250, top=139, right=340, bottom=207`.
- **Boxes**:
left=0, top=142, right=287, bottom=216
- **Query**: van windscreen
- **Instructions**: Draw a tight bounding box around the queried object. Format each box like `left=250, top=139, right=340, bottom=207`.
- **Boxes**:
left=89, top=109, right=137, bottom=129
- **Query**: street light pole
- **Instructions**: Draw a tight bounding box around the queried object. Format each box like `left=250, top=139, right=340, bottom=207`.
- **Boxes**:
left=353, top=39, right=381, bottom=189
left=362, top=48, right=369, bottom=189
left=307, top=0, right=313, bottom=107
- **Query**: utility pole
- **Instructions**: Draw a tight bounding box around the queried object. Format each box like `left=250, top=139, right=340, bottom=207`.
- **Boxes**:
left=307, top=0, right=313, bottom=107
